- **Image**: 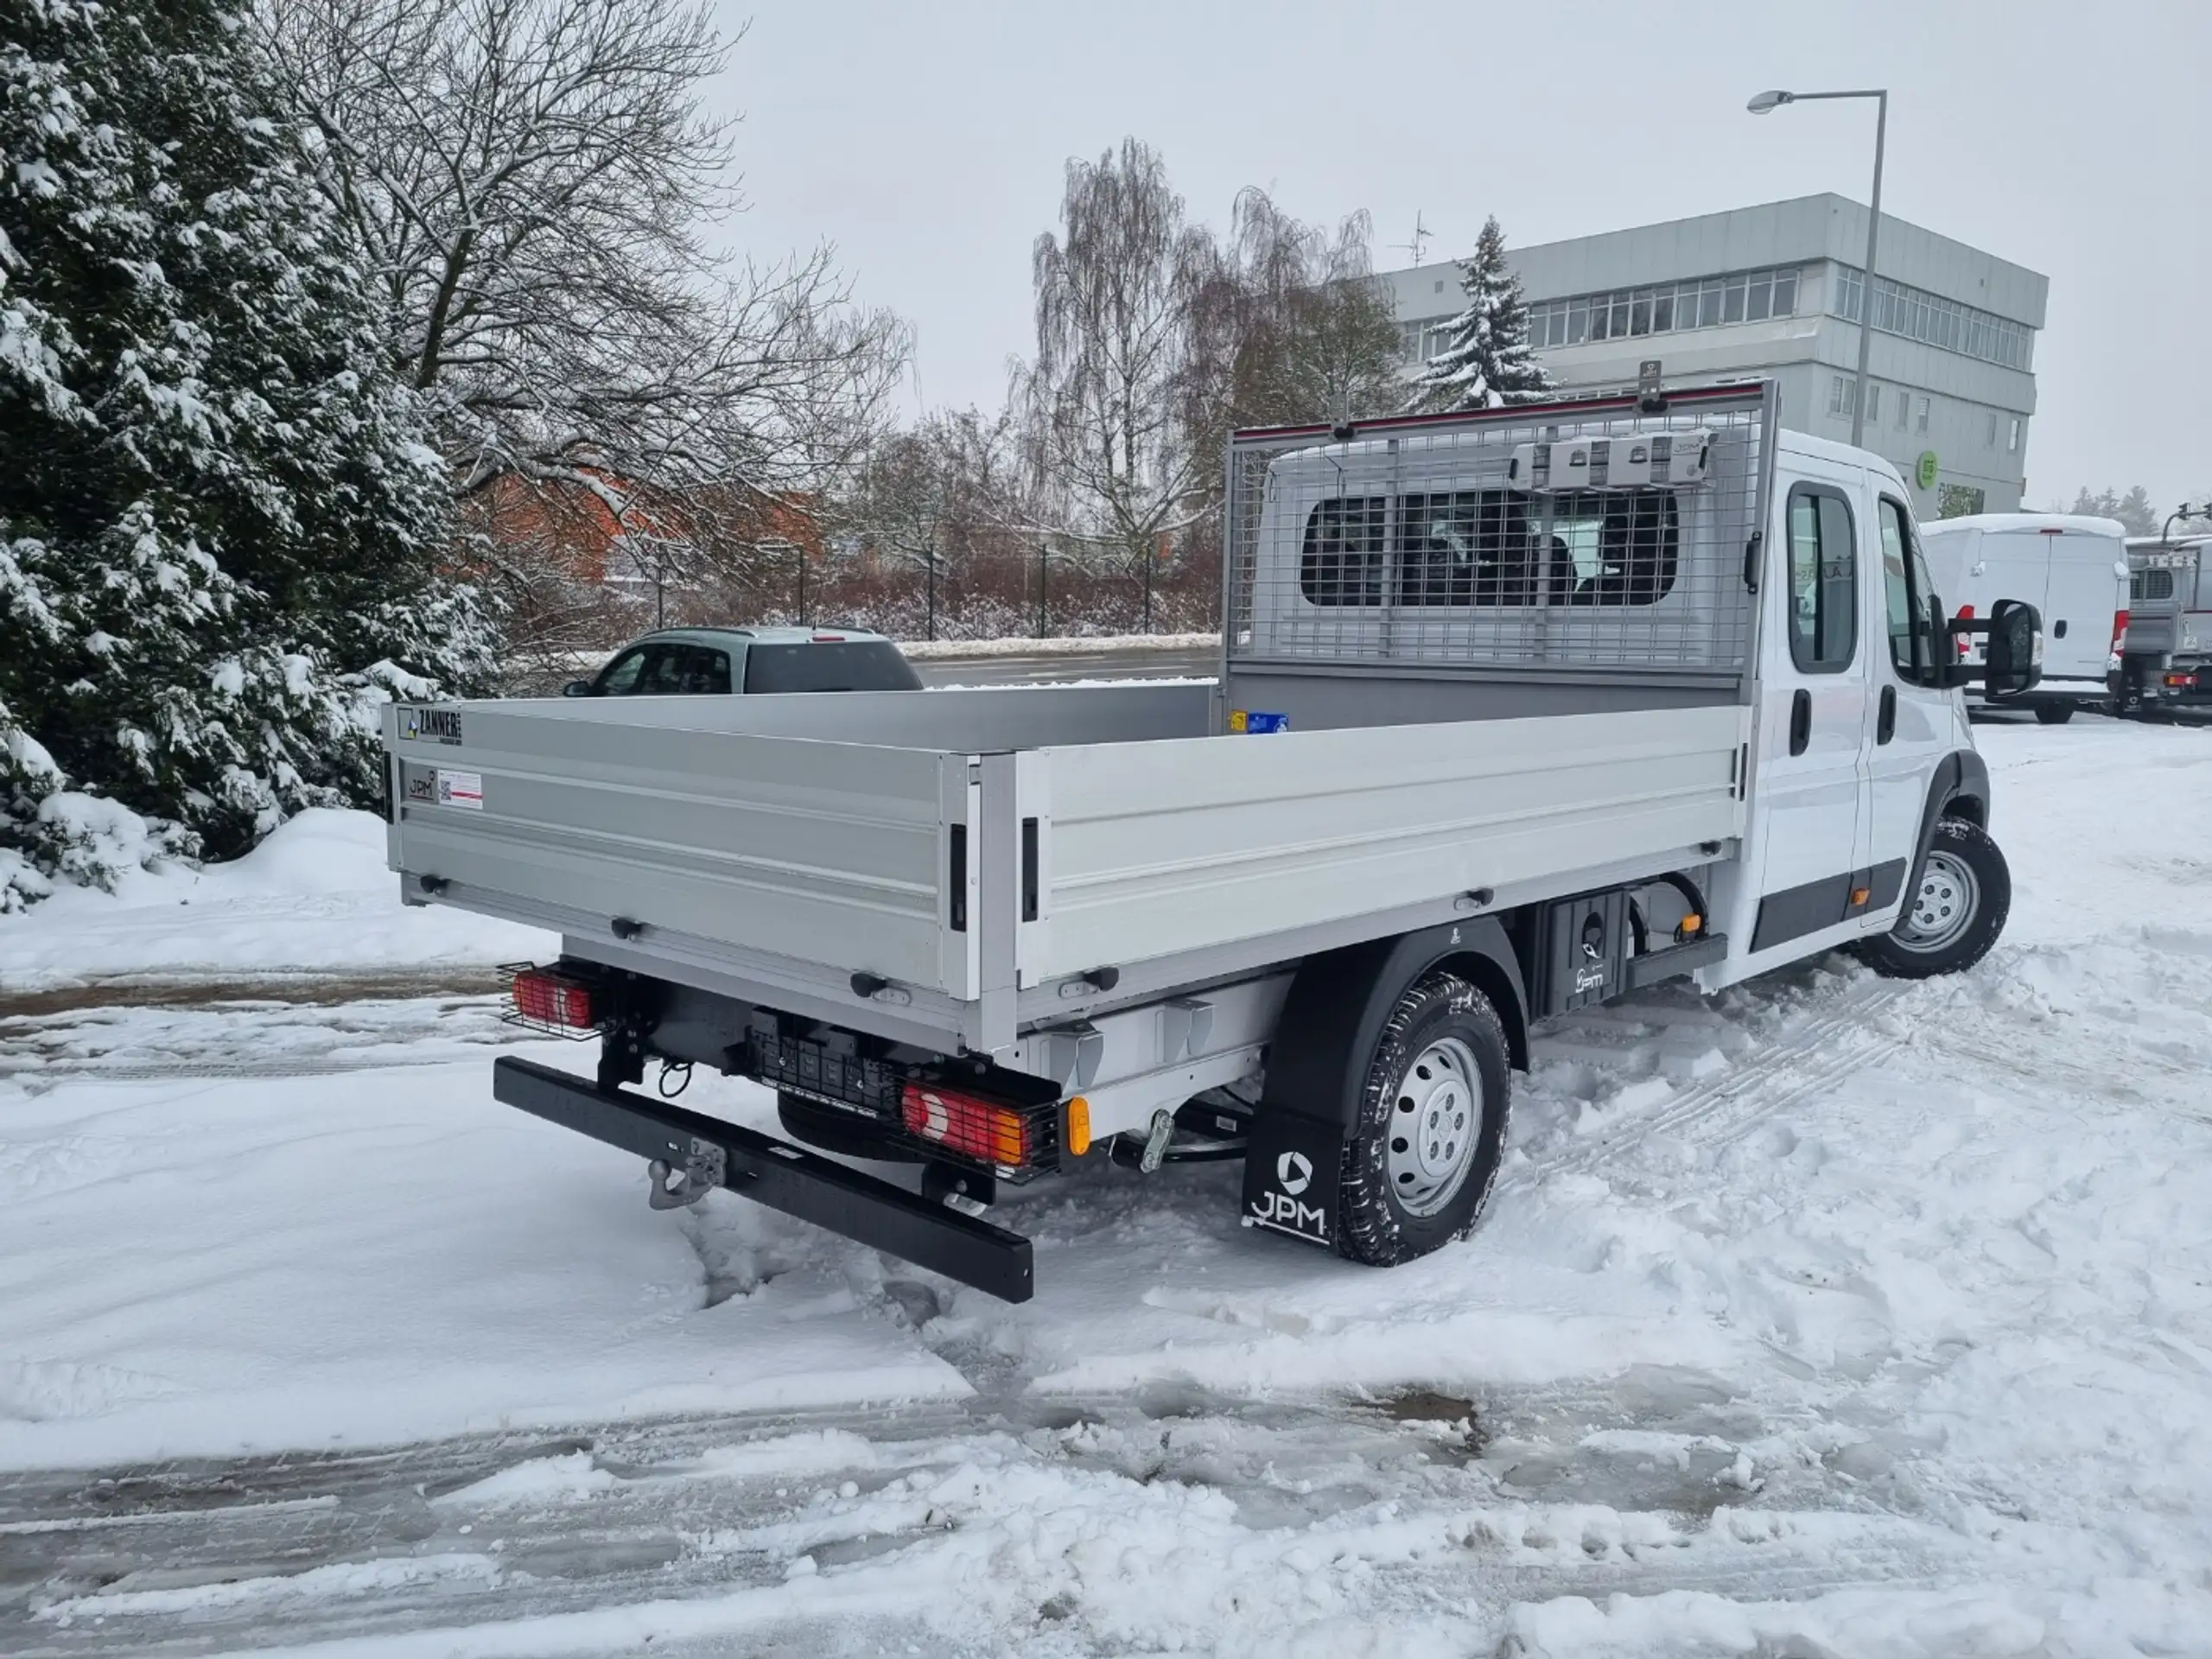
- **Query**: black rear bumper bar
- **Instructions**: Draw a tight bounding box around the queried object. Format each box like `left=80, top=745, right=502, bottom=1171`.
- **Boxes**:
left=493, top=1056, right=1034, bottom=1303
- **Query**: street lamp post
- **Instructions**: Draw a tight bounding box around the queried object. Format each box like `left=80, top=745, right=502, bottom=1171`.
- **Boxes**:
left=1749, top=87, right=1888, bottom=450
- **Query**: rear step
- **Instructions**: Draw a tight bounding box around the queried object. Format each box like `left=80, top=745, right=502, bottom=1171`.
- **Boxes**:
left=493, top=1056, right=1035, bottom=1303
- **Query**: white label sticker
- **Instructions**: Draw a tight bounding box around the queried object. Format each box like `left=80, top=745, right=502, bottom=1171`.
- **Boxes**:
left=437, top=770, right=484, bottom=810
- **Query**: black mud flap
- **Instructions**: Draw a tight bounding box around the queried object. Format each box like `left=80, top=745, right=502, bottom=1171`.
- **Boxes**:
left=1238, top=1111, right=1344, bottom=1252
left=493, top=1056, right=1033, bottom=1302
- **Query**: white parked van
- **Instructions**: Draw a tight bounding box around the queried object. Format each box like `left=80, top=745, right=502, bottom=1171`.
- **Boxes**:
left=1920, top=514, right=2129, bottom=724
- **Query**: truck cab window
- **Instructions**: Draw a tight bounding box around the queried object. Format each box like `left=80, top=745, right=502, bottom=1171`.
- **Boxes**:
left=2133, top=569, right=2174, bottom=602
left=1391, top=488, right=1677, bottom=608
left=1545, top=490, right=1679, bottom=607
left=1398, top=490, right=1532, bottom=604
left=1786, top=486, right=1857, bottom=672
left=1299, top=497, right=1386, bottom=607
left=1878, top=496, right=1941, bottom=683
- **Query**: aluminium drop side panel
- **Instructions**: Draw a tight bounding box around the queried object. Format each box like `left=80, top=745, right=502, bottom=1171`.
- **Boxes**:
left=499, top=681, right=1211, bottom=751
left=385, top=702, right=963, bottom=995
left=1026, top=704, right=1748, bottom=983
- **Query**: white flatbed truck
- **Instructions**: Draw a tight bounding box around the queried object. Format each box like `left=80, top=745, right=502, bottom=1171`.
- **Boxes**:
left=383, top=382, right=2043, bottom=1302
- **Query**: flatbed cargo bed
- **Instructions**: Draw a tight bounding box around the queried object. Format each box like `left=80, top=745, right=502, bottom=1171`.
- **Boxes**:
left=385, top=683, right=1747, bottom=1052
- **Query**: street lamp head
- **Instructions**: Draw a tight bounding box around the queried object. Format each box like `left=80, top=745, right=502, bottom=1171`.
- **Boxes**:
left=1746, top=89, right=1794, bottom=114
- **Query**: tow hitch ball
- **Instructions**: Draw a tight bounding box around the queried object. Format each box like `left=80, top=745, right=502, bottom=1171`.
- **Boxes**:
left=647, top=1137, right=727, bottom=1210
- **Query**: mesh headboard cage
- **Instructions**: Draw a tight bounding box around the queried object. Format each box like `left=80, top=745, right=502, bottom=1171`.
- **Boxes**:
left=1223, top=385, right=1771, bottom=688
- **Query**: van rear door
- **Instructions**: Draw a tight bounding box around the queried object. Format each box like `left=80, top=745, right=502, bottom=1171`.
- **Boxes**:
left=2007, top=526, right=2122, bottom=685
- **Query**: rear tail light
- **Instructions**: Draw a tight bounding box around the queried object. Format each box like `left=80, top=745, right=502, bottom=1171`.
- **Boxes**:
left=2165, top=671, right=2196, bottom=689
left=510, top=965, right=598, bottom=1032
left=1953, top=602, right=1975, bottom=659
left=901, top=1081, right=1036, bottom=1167
left=2112, top=609, right=2130, bottom=653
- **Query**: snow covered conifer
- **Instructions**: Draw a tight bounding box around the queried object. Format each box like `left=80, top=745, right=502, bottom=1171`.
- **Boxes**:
left=1413, top=217, right=1553, bottom=412
left=0, top=0, right=494, bottom=900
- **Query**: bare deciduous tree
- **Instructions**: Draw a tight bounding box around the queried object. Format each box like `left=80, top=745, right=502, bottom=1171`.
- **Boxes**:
left=843, top=409, right=1025, bottom=639
left=1210, top=189, right=1408, bottom=432
left=1019, top=140, right=1221, bottom=631
left=1013, top=149, right=1409, bottom=632
left=255, top=0, right=908, bottom=646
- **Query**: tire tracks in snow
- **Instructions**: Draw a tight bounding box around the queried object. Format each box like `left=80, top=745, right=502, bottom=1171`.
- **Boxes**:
left=1507, top=974, right=1916, bottom=1193
left=0, top=1385, right=1961, bottom=1657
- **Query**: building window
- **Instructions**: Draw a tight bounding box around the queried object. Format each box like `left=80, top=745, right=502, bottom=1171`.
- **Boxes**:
left=1866, top=385, right=1882, bottom=424
left=1938, top=483, right=1987, bottom=519
left=1896, top=389, right=1910, bottom=430
left=1916, top=396, right=1930, bottom=435
left=1828, top=375, right=1857, bottom=418
left=1985, top=410, right=1999, bottom=447
left=1513, top=265, right=1804, bottom=361
left=2007, top=416, right=2022, bottom=453
left=1831, top=263, right=2033, bottom=371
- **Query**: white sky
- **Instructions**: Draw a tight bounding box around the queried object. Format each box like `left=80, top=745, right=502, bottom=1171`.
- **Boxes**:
left=715, top=0, right=2208, bottom=512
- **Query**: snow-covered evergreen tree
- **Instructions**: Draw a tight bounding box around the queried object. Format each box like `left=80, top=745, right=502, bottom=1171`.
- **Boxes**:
left=0, top=0, right=495, bottom=905
left=1413, top=217, right=1553, bottom=412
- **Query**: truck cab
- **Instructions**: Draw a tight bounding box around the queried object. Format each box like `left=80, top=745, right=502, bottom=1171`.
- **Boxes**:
left=2116, top=537, right=2211, bottom=716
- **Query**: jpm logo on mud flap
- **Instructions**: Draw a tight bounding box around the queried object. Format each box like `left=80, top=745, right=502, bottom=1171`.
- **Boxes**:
left=1248, top=1149, right=1329, bottom=1241
left=401, top=706, right=464, bottom=746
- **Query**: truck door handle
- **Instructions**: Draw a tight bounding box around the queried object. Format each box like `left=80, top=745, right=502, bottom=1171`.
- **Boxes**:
left=1789, top=689, right=1811, bottom=756
left=1878, top=685, right=1897, bottom=745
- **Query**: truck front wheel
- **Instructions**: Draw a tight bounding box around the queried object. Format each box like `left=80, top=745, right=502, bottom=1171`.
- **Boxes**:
left=1336, top=973, right=1512, bottom=1267
left=2033, top=702, right=2075, bottom=726
left=1857, top=818, right=2012, bottom=981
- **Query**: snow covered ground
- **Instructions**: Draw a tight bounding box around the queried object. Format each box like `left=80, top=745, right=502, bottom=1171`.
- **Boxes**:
left=3, top=716, right=2210, bottom=1655
left=0, top=809, right=552, bottom=993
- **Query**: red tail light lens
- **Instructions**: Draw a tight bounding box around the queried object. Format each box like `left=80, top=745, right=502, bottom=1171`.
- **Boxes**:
left=900, top=1082, right=1034, bottom=1166
left=2112, top=609, right=2130, bottom=652
left=512, top=968, right=596, bottom=1030
left=1953, top=603, right=1975, bottom=659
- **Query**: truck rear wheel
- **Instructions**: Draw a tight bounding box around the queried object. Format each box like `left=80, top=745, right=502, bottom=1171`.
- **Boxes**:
left=1857, top=818, right=2012, bottom=981
left=1336, top=973, right=1511, bottom=1268
left=2033, top=702, right=2075, bottom=725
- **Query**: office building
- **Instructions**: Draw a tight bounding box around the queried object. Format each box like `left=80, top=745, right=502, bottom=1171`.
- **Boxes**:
left=1379, top=195, right=2046, bottom=515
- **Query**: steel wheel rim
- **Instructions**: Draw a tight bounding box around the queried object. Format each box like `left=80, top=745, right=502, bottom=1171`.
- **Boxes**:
left=1385, top=1036, right=1482, bottom=1217
left=1895, top=849, right=1980, bottom=953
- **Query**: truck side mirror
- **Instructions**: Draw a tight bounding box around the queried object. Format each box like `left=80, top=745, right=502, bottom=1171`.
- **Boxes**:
left=1982, top=598, right=2043, bottom=698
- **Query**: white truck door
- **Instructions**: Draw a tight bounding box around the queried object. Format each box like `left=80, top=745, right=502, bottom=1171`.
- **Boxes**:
left=1864, top=492, right=1955, bottom=922
left=1745, top=462, right=1874, bottom=958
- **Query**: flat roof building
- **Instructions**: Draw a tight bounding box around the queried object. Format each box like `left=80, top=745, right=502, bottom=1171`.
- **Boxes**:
left=1379, top=195, right=2047, bottom=516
